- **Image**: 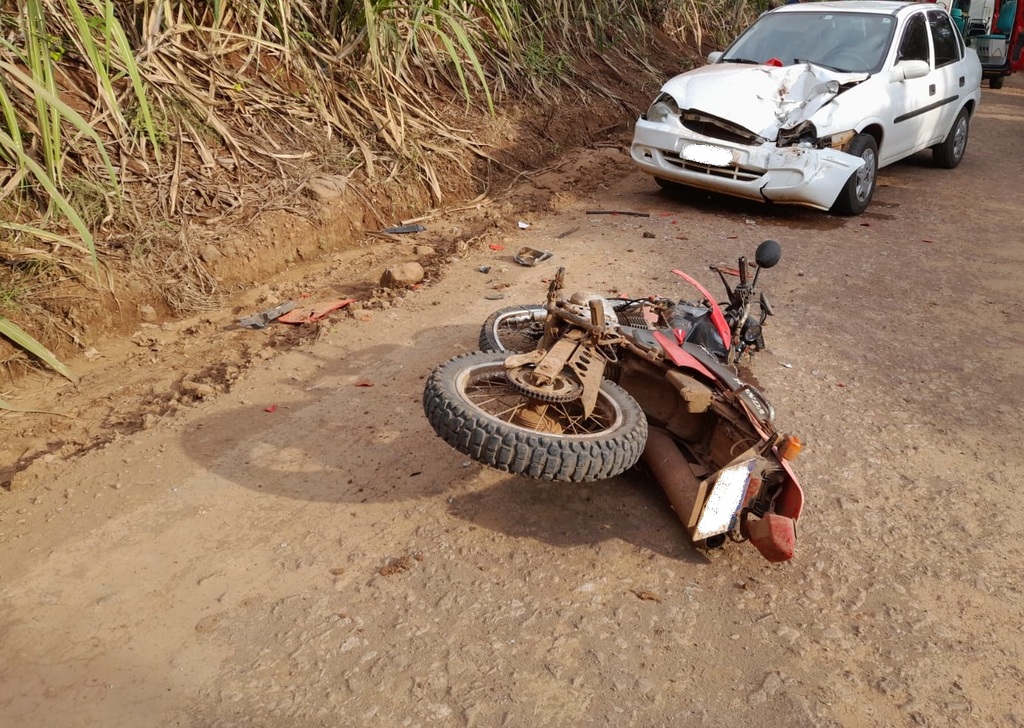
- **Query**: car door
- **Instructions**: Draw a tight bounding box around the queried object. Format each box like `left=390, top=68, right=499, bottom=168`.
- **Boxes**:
left=883, top=11, right=948, bottom=164
left=924, top=9, right=968, bottom=146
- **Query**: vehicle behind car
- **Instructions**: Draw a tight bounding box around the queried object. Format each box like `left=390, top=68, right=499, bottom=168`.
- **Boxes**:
left=932, top=0, right=1023, bottom=87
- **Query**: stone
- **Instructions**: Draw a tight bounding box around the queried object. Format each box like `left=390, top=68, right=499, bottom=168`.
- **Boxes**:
left=138, top=304, right=157, bottom=323
left=199, top=245, right=223, bottom=263
left=181, top=380, right=217, bottom=399
left=414, top=245, right=436, bottom=256
left=380, top=262, right=425, bottom=288
left=305, top=174, right=349, bottom=200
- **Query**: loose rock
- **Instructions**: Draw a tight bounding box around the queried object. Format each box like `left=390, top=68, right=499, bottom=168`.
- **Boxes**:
left=380, top=262, right=425, bottom=288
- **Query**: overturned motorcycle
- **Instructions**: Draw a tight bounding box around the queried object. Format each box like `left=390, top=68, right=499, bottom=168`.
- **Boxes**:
left=422, top=240, right=804, bottom=562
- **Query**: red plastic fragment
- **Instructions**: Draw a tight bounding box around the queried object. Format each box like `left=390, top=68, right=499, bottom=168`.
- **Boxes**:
left=278, top=299, right=356, bottom=324
left=354, top=378, right=374, bottom=387
left=264, top=404, right=278, bottom=413
left=489, top=243, right=505, bottom=251
left=748, top=513, right=796, bottom=562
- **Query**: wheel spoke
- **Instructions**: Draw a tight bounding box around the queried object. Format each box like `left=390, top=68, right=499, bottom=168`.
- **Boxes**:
left=460, top=365, right=617, bottom=436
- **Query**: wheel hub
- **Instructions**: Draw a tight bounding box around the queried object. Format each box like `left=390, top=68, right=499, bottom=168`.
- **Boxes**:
left=511, top=403, right=564, bottom=434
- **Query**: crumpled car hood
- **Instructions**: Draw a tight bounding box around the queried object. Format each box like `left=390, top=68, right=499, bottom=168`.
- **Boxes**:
left=661, top=63, right=868, bottom=140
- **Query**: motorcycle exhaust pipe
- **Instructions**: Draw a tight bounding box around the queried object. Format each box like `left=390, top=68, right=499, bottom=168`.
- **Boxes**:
left=642, top=428, right=704, bottom=537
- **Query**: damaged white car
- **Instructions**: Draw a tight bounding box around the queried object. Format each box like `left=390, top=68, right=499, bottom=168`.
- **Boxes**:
left=631, top=1, right=982, bottom=215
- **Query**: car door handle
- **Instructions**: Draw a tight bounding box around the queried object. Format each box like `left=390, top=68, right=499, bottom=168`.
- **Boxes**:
left=959, top=76, right=965, bottom=87
left=929, top=83, right=936, bottom=95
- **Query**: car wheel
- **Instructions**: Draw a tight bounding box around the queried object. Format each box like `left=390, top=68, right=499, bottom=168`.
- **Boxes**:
left=990, top=75, right=1005, bottom=89
left=933, top=108, right=970, bottom=169
left=830, top=133, right=878, bottom=216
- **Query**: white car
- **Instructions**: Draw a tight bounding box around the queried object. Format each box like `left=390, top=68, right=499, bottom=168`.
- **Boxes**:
left=630, top=1, right=982, bottom=215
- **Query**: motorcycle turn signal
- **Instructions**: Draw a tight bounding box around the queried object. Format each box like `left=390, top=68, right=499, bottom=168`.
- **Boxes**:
left=779, top=435, right=803, bottom=461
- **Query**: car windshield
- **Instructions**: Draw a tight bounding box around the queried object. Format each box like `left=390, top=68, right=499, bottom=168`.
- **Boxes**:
left=721, top=11, right=896, bottom=73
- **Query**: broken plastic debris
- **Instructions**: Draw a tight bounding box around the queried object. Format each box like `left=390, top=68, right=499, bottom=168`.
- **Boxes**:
left=382, top=223, right=426, bottom=234
left=277, top=299, right=356, bottom=324
left=485, top=293, right=505, bottom=300
left=517, top=221, right=531, bottom=229
left=354, top=378, right=374, bottom=387
left=489, top=243, right=505, bottom=251
left=264, top=404, right=278, bottom=413
left=514, top=247, right=553, bottom=267
left=477, top=265, right=491, bottom=274
left=782, top=363, right=793, bottom=368
left=239, top=302, right=297, bottom=329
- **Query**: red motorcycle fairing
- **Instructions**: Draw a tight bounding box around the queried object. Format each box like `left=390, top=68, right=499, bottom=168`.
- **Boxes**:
left=652, top=330, right=716, bottom=380
left=670, top=269, right=732, bottom=348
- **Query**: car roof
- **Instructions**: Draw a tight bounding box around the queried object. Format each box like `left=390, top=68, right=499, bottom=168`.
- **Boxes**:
left=770, top=1, right=921, bottom=16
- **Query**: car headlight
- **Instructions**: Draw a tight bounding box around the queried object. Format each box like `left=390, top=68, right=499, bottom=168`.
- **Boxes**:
left=645, top=94, right=681, bottom=124
left=777, top=120, right=817, bottom=148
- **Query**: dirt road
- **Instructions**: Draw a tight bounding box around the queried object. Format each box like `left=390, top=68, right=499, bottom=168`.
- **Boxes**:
left=2, top=79, right=1023, bottom=727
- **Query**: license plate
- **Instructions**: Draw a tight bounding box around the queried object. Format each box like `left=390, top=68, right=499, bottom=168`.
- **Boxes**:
left=682, top=143, right=733, bottom=168
left=693, top=458, right=756, bottom=540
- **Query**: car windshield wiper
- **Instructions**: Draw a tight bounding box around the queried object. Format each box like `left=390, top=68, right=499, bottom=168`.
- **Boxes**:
left=794, top=58, right=850, bottom=73
left=719, top=57, right=761, bottom=64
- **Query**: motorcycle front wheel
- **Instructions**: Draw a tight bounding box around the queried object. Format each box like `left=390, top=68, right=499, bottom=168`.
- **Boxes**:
left=423, top=351, right=648, bottom=482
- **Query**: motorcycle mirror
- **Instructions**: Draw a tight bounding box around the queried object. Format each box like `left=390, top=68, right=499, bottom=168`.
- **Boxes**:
left=755, top=240, right=782, bottom=269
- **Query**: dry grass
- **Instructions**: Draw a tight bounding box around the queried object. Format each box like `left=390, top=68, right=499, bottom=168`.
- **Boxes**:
left=0, top=0, right=755, bottom=377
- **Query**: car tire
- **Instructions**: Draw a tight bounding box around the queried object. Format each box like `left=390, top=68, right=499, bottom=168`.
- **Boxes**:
left=933, top=108, right=970, bottom=169
left=990, top=75, right=1005, bottom=89
left=831, top=133, right=878, bottom=216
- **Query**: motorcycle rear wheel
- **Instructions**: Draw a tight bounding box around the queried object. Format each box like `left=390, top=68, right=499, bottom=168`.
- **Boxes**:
left=423, top=351, right=648, bottom=482
left=478, top=304, right=547, bottom=353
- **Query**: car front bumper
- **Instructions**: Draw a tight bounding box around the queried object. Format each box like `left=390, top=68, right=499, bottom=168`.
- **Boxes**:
left=630, top=119, right=865, bottom=211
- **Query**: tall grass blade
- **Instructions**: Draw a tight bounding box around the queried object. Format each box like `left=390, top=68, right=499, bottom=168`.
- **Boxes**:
left=0, top=316, right=77, bottom=383
left=106, top=5, right=162, bottom=161
left=63, top=0, right=124, bottom=130
left=25, top=0, right=62, bottom=186
left=0, top=59, right=119, bottom=192
left=0, top=221, right=94, bottom=256
left=0, top=128, right=99, bottom=275
left=0, top=74, right=23, bottom=162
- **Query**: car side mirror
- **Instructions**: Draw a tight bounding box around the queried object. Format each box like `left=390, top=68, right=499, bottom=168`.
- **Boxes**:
left=891, top=59, right=930, bottom=81
left=708, top=51, right=723, bottom=64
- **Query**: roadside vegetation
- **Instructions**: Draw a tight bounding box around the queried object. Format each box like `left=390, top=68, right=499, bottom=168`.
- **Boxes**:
left=0, top=0, right=759, bottom=386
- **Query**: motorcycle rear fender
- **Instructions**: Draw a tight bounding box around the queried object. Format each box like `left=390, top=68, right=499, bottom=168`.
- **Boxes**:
left=772, top=447, right=804, bottom=522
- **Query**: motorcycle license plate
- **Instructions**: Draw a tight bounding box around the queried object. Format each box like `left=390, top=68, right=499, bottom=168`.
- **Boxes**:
left=682, top=143, right=733, bottom=168
left=693, top=459, right=756, bottom=540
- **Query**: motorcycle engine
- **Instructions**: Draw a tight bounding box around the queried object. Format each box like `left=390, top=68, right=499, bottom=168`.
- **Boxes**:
left=568, top=291, right=619, bottom=325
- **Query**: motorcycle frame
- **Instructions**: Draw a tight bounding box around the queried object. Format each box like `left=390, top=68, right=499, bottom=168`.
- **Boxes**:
left=513, top=270, right=803, bottom=556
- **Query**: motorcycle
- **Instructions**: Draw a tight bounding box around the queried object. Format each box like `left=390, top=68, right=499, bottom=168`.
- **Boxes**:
left=422, top=240, right=804, bottom=562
